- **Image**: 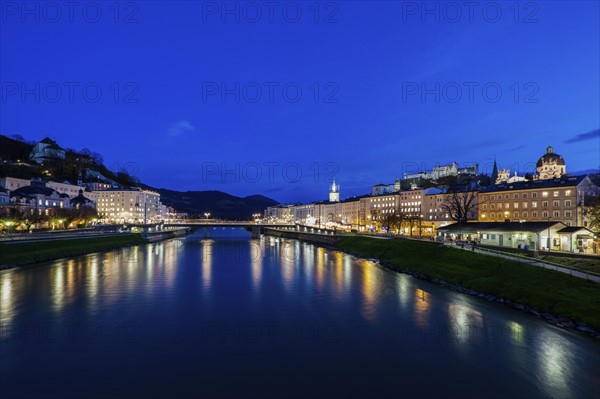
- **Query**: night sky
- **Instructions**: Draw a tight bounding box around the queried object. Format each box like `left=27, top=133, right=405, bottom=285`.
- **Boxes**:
left=1, top=1, right=599, bottom=203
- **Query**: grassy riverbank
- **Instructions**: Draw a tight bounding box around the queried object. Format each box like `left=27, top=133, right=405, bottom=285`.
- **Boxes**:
left=0, top=234, right=147, bottom=266
left=538, top=255, right=600, bottom=276
left=335, top=236, right=600, bottom=330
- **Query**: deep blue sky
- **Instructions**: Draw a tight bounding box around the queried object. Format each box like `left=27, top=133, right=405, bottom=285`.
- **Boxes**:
left=1, top=1, right=599, bottom=203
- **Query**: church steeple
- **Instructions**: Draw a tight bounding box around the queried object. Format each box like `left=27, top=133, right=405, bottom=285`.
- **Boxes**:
left=329, top=179, right=340, bottom=202
left=491, top=158, right=498, bottom=184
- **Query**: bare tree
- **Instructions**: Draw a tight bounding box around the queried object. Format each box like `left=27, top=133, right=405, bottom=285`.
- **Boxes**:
left=441, top=184, right=478, bottom=224
left=406, top=214, right=422, bottom=236
left=381, top=210, right=406, bottom=234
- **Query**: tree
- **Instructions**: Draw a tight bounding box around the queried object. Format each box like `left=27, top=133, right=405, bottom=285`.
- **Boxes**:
left=584, top=180, right=600, bottom=233
left=90, top=152, right=104, bottom=165
left=10, top=134, right=26, bottom=142
left=475, top=174, right=491, bottom=187
left=381, top=210, right=406, bottom=234
left=406, top=214, right=422, bottom=237
left=441, top=184, right=478, bottom=224
left=586, top=201, right=600, bottom=233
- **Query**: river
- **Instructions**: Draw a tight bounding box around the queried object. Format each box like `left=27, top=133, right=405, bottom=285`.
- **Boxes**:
left=1, top=230, right=599, bottom=398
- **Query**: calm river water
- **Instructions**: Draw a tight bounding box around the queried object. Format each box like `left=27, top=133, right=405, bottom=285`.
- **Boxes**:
left=1, top=230, right=599, bottom=398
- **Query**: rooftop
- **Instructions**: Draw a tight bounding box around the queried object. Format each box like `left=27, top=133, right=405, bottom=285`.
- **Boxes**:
left=438, top=221, right=566, bottom=233
left=480, top=175, right=588, bottom=193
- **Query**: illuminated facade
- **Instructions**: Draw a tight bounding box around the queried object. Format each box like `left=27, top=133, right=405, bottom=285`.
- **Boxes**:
left=329, top=179, right=340, bottom=202
left=95, top=188, right=162, bottom=223
left=478, top=175, right=596, bottom=227
left=536, top=146, right=566, bottom=179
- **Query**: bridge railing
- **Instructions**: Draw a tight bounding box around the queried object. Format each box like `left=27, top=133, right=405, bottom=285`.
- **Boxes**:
left=167, top=220, right=294, bottom=226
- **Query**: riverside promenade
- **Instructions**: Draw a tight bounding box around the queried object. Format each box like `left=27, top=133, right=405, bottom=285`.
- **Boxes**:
left=458, top=244, right=600, bottom=283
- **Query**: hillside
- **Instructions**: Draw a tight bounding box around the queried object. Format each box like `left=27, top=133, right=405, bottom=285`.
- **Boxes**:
left=0, top=135, right=34, bottom=161
left=1, top=134, right=280, bottom=219
left=146, top=187, right=279, bottom=219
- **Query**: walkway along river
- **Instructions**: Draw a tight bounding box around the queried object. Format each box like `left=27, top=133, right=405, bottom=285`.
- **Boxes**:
left=1, top=229, right=599, bottom=398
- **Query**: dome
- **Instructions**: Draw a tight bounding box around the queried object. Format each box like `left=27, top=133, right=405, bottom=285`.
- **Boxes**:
left=12, top=185, right=58, bottom=196
left=536, top=146, right=565, bottom=168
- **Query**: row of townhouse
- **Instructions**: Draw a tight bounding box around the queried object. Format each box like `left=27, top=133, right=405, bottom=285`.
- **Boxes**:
left=1, top=176, right=169, bottom=224
left=4, top=184, right=94, bottom=218
left=265, top=174, right=599, bottom=237
left=265, top=184, right=430, bottom=233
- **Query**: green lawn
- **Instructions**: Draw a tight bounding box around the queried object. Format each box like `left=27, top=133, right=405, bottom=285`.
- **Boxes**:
left=335, top=236, right=600, bottom=330
left=538, top=255, right=600, bottom=276
left=0, top=235, right=147, bottom=266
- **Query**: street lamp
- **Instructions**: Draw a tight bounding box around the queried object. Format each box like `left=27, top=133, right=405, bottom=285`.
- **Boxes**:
left=204, top=212, right=211, bottom=220
left=547, top=216, right=551, bottom=252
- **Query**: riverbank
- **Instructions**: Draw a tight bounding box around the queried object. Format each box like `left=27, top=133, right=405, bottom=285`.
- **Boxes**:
left=0, top=234, right=147, bottom=269
left=334, top=236, right=600, bottom=337
left=262, top=227, right=341, bottom=245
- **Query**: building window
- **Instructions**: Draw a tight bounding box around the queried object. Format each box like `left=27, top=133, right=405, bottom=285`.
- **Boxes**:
left=565, top=200, right=571, bottom=207
left=542, top=211, right=549, bottom=218
left=532, top=193, right=537, bottom=198
left=513, top=194, right=519, bottom=199
left=542, top=201, right=548, bottom=208
left=565, top=190, right=571, bottom=196
left=522, top=212, right=528, bottom=218
left=513, top=202, right=519, bottom=209
left=565, top=211, right=572, bottom=217
left=505, top=203, right=510, bottom=209
left=523, top=193, right=528, bottom=198
left=542, top=192, right=548, bottom=198
left=532, top=212, right=538, bottom=218
left=513, top=212, right=519, bottom=218
left=532, top=201, right=537, bottom=208
left=553, top=201, right=559, bottom=207
left=553, top=191, right=559, bottom=197
left=522, top=202, right=528, bottom=208
left=553, top=211, right=560, bottom=218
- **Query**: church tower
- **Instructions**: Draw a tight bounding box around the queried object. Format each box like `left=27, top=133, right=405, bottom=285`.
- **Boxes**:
left=491, top=158, right=498, bottom=184
left=329, top=179, right=340, bottom=202
left=393, top=176, right=401, bottom=192
left=536, top=146, right=566, bottom=179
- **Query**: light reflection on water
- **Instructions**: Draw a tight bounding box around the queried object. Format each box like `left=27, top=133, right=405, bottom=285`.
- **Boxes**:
left=0, top=231, right=599, bottom=398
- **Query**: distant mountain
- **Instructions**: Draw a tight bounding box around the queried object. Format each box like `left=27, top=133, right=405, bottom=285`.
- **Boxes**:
left=145, top=187, right=279, bottom=219
left=571, top=169, right=600, bottom=176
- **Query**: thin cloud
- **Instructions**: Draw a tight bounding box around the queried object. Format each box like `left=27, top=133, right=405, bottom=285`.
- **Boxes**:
left=563, top=128, right=599, bottom=143
left=167, top=120, right=195, bottom=138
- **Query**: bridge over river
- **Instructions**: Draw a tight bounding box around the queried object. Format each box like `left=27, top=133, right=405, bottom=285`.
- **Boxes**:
left=126, top=220, right=339, bottom=239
